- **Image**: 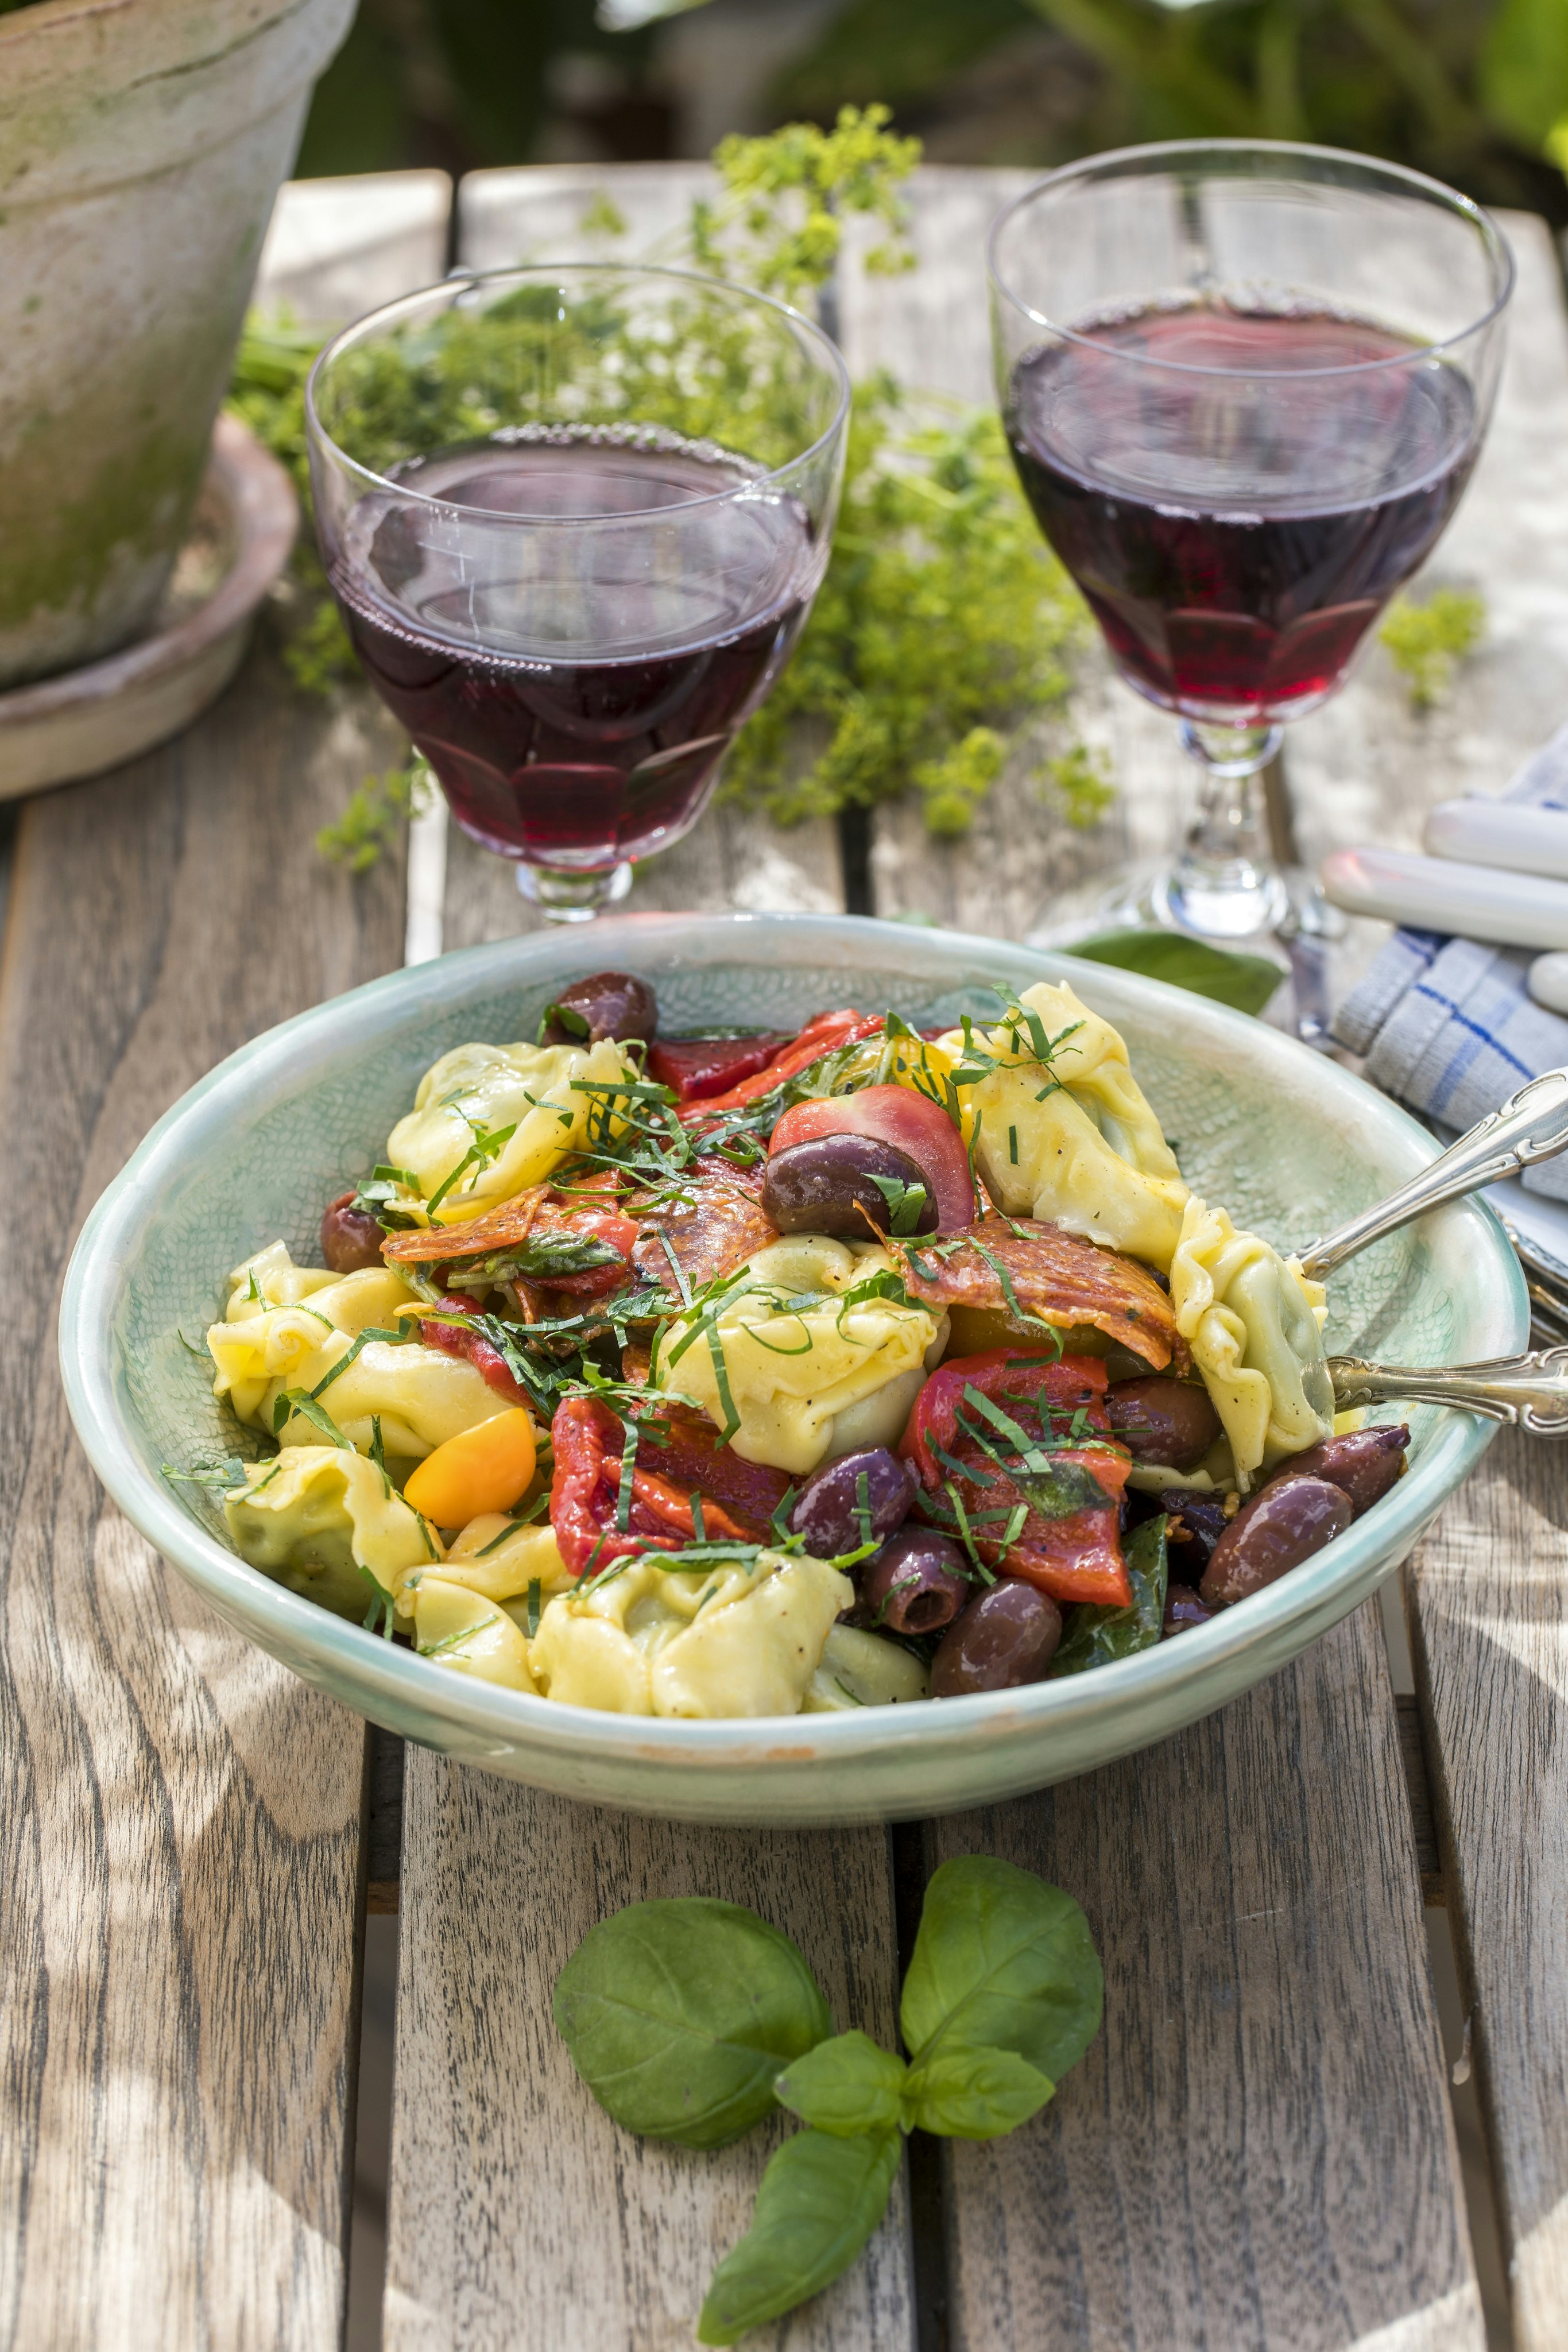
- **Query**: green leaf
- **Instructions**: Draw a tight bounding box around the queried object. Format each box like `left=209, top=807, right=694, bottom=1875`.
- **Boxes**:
left=773, top=2030, right=907, bottom=2137
left=697, top=2127, right=901, bottom=2346
left=899, top=1855, right=1102, bottom=2084
left=1064, top=929, right=1284, bottom=1017
left=1480, top=0, right=1568, bottom=145
left=901, top=2041, right=1055, bottom=2139
left=552, top=1898, right=831, bottom=2150
left=1050, top=1512, right=1169, bottom=1678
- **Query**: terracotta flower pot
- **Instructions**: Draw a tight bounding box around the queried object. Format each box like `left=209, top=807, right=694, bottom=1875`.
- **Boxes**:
left=0, top=0, right=355, bottom=687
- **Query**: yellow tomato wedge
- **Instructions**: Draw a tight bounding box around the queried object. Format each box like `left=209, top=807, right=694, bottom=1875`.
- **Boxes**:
left=403, top=1406, right=537, bottom=1526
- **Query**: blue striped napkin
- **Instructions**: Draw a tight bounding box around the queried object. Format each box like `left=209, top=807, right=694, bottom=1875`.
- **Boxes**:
left=1333, top=719, right=1568, bottom=1202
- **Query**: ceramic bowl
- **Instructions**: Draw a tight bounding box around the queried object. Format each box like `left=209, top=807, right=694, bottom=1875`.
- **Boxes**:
left=59, top=913, right=1527, bottom=1824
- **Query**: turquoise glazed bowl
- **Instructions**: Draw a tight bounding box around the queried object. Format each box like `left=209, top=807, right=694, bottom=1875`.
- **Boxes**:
left=60, top=914, right=1526, bottom=1824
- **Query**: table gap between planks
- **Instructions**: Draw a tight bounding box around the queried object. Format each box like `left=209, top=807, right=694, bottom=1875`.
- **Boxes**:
left=0, top=160, right=1562, bottom=2352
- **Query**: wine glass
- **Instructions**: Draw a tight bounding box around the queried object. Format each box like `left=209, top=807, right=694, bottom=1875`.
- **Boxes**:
left=988, top=142, right=1513, bottom=940
left=306, top=265, right=849, bottom=920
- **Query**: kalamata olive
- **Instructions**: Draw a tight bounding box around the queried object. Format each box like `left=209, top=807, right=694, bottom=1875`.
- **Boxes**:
left=1160, top=1490, right=1230, bottom=1567
left=320, top=1191, right=385, bottom=1275
left=790, top=1446, right=917, bottom=1558
left=859, top=1528, right=971, bottom=1635
left=540, top=970, right=658, bottom=1045
left=930, top=1580, right=1063, bottom=1697
left=1200, top=1475, right=1354, bottom=1608
left=1267, top=1423, right=1409, bottom=1517
left=1162, top=1583, right=1215, bottom=1637
left=762, top=1134, right=939, bottom=1239
left=1106, top=1376, right=1223, bottom=1471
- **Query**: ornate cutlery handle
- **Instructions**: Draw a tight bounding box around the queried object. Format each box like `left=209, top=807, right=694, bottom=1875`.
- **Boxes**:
left=1300, top=1067, right=1568, bottom=1281
left=1329, top=1348, right=1568, bottom=1434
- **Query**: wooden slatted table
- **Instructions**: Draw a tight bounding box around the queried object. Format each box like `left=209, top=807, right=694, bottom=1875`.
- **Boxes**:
left=4, top=161, right=1566, bottom=2352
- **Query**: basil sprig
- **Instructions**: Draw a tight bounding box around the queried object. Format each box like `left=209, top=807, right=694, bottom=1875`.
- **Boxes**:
left=553, top=1854, right=1102, bottom=2343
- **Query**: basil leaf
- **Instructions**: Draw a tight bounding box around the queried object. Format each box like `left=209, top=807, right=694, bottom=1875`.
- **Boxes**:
left=899, top=1855, right=1103, bottom=2086
left=773, top=2030, right=907, bottom=2138
left=901, top=2042, right=1054, bottom=2140
left=1050, top=1512, right=1169, bottom=1678
left=1009, top=1454, right=1112, bottom=1520
left=552, top=1898, right=831, bottom=2150
left=1063, top=928, right=1284, bottom=1018
left=460, top=1231, right=624, bottom=1283
left=697, top=2128, right=901, bottom=2346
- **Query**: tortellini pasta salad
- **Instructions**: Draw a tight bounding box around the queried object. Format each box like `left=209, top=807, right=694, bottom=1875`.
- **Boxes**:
left=164, top=969, right=1406, bottom=1720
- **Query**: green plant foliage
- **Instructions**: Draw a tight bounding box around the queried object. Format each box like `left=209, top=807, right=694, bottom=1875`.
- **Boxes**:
left=723, top=378, right=1086, bottom=833
left=1481, top=0, right=1568, bottom=149
left=316, top=763, right=430, bottom=872
left=1379, top=586, right=1488, bottom=709
left=692, top=103, right=922, bottom=300
left=1050, top=1510, right=1170, bottom=1676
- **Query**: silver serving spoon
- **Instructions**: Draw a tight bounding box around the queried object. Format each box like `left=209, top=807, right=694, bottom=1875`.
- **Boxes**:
left=1329, top=1349, right=1568, bottom=1434
left=1299, top=1065, right=1568, bottom=1281
left=1291, top=1072, right=1568, bottom=1432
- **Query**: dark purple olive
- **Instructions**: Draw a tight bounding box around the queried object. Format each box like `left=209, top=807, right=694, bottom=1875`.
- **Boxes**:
left=791, top=1446, right=917, bottom=1558
left=930, top=1580, right=1063, bottom=1697
left=1200, top=1476, right=1354, bottom=1608
left=1106, top=1376, right=1223, bottom=1471
left=1161, top=1490, right=1231, bottom=1566
left=762, top=1134, right=939, bottom=1240
left=1162, top=1583, right=1215, bottom=1637
left=540, top=971, right=658, bottom=1045
left=859, top=1528, right=970, bottom=1636
left=320, top=1191, right=385, bottom=1275
left=1267, top=1424, right=1409, bottom=1517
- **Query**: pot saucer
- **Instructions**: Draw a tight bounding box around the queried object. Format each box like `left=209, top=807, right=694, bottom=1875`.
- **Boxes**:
left=0, top=413, right=297, bottom=798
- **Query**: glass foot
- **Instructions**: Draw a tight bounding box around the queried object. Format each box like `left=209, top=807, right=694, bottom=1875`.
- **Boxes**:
left=1149, top=857, right=1290, bottom=939
left=516, top=861, right=632, bottom=922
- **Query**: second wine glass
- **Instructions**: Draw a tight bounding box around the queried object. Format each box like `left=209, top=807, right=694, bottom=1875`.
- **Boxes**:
left=989, top=141, right=1513, bottom=939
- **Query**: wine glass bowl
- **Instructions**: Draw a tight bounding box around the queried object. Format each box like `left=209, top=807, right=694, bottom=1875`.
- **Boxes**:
left=306, top=266, right=850, bottom=920
left=989, top=142, right=1513, bottom=939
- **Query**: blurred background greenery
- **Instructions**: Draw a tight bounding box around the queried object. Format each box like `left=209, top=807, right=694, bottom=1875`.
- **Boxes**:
left=296, top=0, right=1568, bottom=223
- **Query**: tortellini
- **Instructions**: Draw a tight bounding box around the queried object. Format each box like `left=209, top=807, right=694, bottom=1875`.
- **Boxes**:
left=529, top=1549, right=852, bottom=1717
left=802, top=1623, right=930, bottom=1711
left=953, top=981, right=1191, bottom=1267
left=1168, top=1197, right=1334, bottom=1490
left=409, top=1577, right=539, bottom=1691
left=208, top=1244, right=501, bottom=1459
left=385, top=1036, right=636, bottom=1226
left=224, top=1446, right=436, bottom=1619
left=654, top=1235, right=948, bottom=1477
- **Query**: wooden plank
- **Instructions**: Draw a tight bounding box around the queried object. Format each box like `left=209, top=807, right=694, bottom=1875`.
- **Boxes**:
left=384, top=1777, right=914, bottom=2352
left=257, top=169, right=453, bottom=321
left=0, top=637, right=411, bottom=2348
left=0, top=173, right=447, bottom=2345
left=931, top=1603, right=1482, bottom=2350
left=1406, top=1429, right=1568, bottom=2347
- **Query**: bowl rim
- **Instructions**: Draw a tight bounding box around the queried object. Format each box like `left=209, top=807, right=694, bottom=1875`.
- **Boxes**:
left=59, top=910, right=1526, bottom=1768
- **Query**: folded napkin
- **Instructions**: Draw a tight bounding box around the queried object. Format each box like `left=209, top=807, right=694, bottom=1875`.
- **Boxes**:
left=1334, top=719, right=1568, bottom=1202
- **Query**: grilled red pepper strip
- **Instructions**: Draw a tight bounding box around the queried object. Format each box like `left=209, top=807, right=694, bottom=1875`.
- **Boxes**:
left=677, top=1008, right=886, bottom=1122
left=417, top=1313, right=531, bottom=1406
left=549, top=1395, right=789, bottom=1578
left=646, top=1032, right=792, bottom=1102
left=901, top=1347, right=1133, bottom=1608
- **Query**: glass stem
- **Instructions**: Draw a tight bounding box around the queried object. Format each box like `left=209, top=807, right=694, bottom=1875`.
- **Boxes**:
left=1152, top=721, right=1289, bottom=939
left=516, top=861, right=633, bottom=923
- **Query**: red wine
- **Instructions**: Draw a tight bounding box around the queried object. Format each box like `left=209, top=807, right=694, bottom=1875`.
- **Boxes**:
left=330, top=435, right=817, bottom=867
left=1008, top=303, right=1477, bottom=722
